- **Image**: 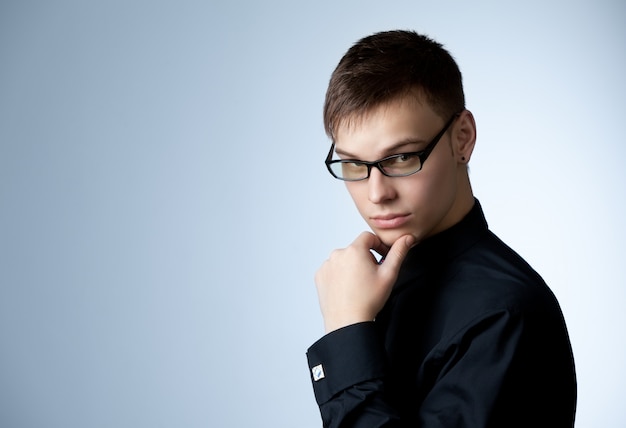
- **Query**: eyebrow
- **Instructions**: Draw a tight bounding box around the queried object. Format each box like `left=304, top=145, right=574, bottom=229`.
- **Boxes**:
left=334, top=138, right=428, bottom=159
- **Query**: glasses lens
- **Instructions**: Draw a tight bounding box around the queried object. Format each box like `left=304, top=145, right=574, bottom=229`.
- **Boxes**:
left=329, top=161, right=368, bottom=180
left=380, top=154, right=422, bottom=176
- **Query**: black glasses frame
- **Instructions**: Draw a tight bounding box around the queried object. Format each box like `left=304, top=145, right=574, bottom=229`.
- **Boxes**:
left=325, top=113, right=460, bottom=181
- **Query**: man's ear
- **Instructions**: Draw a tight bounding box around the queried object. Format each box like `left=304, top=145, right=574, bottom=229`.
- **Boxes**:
left=453, top=110, right=477, bottom=164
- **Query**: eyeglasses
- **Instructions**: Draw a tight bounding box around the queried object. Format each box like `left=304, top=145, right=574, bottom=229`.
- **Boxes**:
left=325, top=113, right=460, bottom=181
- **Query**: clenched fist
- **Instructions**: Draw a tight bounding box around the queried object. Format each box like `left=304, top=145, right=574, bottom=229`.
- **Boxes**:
left=315, top=232, right=416, bottom=333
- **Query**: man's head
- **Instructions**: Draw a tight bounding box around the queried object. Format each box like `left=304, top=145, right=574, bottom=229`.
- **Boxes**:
left=324, top=30, right=465, bottom=140
left=324, top=31, right=477, bottom=246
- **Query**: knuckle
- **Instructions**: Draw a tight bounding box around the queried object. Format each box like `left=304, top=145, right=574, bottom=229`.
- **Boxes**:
left=329, top=248, right=342, bottom=259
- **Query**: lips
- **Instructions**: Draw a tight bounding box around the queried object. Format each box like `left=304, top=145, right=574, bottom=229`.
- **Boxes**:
left=370, top=213, right=411, bottom=229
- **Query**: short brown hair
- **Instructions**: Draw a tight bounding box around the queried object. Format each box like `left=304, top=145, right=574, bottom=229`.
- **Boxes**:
left=323, top=30, right=465, bottom=139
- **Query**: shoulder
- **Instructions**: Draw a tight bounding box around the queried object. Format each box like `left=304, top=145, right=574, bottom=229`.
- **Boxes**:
left=440, top=230, right=561, bottom=321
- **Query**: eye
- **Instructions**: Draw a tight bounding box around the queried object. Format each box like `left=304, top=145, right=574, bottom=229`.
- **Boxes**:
left=341, top=161, right=367, bottom=174
left=380, top=153, right=422, bottom=175
left=393, top=153, right=418, bottom=163
left=345, top=161, right=365, bottom=168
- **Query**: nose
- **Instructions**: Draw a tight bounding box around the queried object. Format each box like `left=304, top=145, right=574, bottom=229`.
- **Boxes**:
left=368, top=167, right=396, bottom=204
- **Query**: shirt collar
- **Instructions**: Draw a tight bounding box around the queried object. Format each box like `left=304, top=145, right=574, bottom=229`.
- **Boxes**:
left=395, top=198, right=489, bottom=286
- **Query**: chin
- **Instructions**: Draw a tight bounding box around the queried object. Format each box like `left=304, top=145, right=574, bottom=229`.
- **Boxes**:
left=375, top=229, right=416, bottom=247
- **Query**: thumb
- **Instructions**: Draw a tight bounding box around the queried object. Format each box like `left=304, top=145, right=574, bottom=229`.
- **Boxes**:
left=380, top=234, right=415, bottom=277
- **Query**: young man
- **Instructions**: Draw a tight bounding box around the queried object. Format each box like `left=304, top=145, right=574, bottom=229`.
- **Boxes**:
left=306, top=30, right=576, bottom=427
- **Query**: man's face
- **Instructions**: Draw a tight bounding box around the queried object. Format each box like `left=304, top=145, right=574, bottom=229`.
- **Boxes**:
left=333, top=96, right=471, bottom=246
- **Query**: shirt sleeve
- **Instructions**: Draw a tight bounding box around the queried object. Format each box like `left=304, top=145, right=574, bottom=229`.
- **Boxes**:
left=415, top=309, right=576, bottom=427
left=306, top=322, right=402, bottom=427
left=306, top=310, right=575, bottom=427
left=416, top=310, right=524, bottom=427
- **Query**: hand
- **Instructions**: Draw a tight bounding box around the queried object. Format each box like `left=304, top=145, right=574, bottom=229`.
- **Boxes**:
left=315, top=232, right=415, bottom=333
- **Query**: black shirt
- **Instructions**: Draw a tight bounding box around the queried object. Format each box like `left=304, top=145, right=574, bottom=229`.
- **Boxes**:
left=306, top=200, right=576, bottom=427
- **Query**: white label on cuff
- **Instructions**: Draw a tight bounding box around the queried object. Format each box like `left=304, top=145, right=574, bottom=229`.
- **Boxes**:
left=312, top=364, right=325, bottom=381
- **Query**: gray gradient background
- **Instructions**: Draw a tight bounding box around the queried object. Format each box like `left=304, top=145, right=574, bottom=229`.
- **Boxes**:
left=1, top=1, right=624, bottom=427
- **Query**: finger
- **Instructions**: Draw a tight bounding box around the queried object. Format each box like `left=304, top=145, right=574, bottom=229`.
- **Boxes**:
left=380, top=235, right=415, bottom=276
left=353, top=231, right=377, bottom=246
left=354, top=231, right=391, bottom=257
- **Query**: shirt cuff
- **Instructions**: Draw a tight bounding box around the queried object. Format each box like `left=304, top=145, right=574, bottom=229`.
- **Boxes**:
left=306, top=321, right=385, bottom=405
